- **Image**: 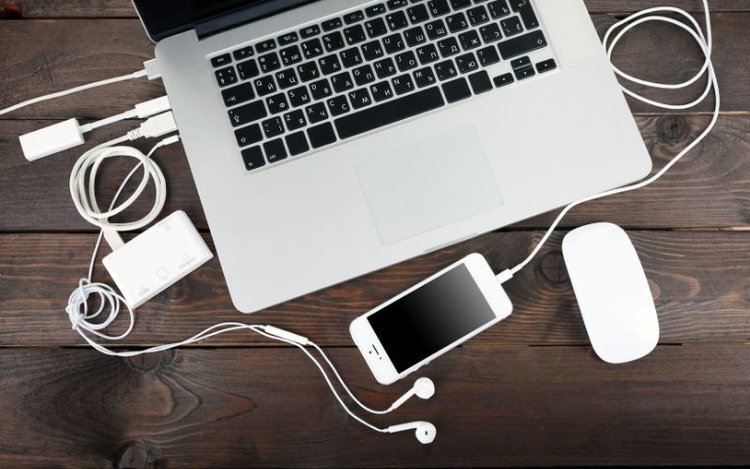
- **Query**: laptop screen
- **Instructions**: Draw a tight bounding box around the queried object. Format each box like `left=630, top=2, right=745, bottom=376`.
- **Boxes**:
left=134, top=0, right=320, bottom=42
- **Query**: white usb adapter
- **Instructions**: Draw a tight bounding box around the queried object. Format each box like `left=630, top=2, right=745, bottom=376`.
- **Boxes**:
left=102, top=211, right=213, bottom=309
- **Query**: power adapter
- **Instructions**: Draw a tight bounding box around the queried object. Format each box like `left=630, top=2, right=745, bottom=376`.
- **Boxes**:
left=102, top=210, right=213, bottom=308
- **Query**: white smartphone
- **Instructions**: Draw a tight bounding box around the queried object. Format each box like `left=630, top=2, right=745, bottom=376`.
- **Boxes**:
left=350, top=253, right=513, bottom=385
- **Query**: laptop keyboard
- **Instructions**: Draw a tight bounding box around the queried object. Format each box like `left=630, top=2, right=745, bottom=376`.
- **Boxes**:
left=210, top=0, right=557, bottom=172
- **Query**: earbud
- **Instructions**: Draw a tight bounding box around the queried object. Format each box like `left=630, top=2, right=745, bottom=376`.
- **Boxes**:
left=388, top=377, right=436, bottom=411
left=386, top=421, right=437, bottom=444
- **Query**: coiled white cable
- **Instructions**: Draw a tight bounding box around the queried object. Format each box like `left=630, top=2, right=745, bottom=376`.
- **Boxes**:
left=499, top=0, right=719, bottom=281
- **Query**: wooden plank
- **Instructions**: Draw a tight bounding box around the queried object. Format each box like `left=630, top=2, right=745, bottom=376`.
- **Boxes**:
left=1, top=230, right=749, bottom=347
left=1, top=345, right=749, bottom=467
left=1, top=115, right=747, bottom=232
left=0, top=14, right=746, bottom=117
left=4, top=0, right=749, bottom=18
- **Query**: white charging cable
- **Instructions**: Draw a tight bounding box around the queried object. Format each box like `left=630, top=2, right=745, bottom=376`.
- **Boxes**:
left=497, top=0, right=719, bottom=283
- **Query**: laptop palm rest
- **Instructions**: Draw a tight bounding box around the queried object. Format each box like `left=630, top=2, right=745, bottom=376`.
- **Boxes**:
left=353, top=125, right=504, bottom=246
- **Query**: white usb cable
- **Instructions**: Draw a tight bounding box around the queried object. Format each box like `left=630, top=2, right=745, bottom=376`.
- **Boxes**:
left=497, top=0, right=719, bottom=283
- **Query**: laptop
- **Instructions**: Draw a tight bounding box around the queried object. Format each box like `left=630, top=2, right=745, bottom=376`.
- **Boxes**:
left=132, top=0, right=651, bottom=313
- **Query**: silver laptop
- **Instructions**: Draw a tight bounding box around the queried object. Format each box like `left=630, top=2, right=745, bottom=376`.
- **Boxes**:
left=133, top=0, right=650, bottom=313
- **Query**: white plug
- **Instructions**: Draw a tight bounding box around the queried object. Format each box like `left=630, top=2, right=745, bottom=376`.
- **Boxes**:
left=19, top=118, right=85, bottom=161
left=102, top=211, right=213, bottom=309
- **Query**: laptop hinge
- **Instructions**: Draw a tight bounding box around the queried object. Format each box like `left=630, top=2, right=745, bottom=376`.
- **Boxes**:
left=195, top=0, right=314, bottom=40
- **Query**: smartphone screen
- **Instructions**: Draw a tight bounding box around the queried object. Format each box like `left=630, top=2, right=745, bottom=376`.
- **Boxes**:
left=367, top=263, right=496, bottom=372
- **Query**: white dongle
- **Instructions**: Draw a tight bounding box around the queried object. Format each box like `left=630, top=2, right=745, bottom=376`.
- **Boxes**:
left=19, top=118, right=85, bottom=162
left=102, top=211, right=213, bottom=309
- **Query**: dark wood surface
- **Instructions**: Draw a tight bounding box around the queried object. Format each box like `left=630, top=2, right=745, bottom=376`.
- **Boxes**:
left=0, top=1, right=748, bottom=467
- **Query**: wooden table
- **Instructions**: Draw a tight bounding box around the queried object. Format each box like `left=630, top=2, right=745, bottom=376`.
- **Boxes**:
left=1, top=0, right=748, bottom=466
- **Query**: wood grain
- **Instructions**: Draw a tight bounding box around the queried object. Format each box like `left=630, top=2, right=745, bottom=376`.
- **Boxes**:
left=4, top=0, right=749, bottom=18
left=1, top=345, right=750, bottom=467
left=0, top=15, right=747, bottom=118
left=1, top=230, right=748, bottom=347
left=1, top=115, right=747, bottom=232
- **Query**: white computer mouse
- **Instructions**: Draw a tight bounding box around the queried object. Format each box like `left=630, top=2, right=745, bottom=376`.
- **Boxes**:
left=562, top=223, right=659, bottom=364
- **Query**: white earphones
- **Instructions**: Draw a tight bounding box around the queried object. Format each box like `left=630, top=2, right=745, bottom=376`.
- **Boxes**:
left=386, top=421, right=437, bottom=444
left=387, top=377, right=436, bottom=411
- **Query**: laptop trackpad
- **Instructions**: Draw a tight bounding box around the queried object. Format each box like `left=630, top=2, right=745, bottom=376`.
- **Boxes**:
left=354, top=125, right=504, bottom=246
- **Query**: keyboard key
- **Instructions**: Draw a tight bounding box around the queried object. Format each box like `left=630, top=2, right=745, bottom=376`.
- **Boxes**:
left=366, top=4, right=387, bottom=17
left=300, top=25, right=321, bottom=38
left=413, top=67, right=437, bottom=87
left=437, top=37, right=461, bottom=57
left=450, top=0, right=472, bottom=9
left=480, top=23, right=503, bottom=43
left=455, top=52, right=479, bottom=73
left=387, top=0, right=408, bottom=9
left=442, top=77, right=472, bottom=102
left=331, top=71, right=355, bottom=92
left=335, top=87, right=444, bottom=139
left=416, top=43, right=440, bottom=64
left=215, top=67, right=238, bottom=87
left=501, top=16, right=523, bottom=36
left=386, top=11, right=409, bottom=30
left=425, top=20, right=448, bottom=40
left=383, top=33, right=406, bottom=54
left=280, top=45, right=303, bottom=66
left=229, top=100, right=267, bottom=127
left=222, top=82, right=255, bottom=107
left=262, top=116, right=285, bottom=138
left=514, top=65, right=535, bottom=80
left=288, top=86, right=311, bottom=107
left=297, top=61, right=320, bottom=81
left=353, top=64, right=376, bottom=86
left=365, top=17, right=388, bottom=38
left=511, top=55, right=531, bottom=70
left=327, top=95, right=351, bottom=116
left=373, top=57, right=397, bottom=79
left=344, top=11, right=365, bottom=24
left=476, top=45, right=500, bottom=66
left=487, top=0, right=511, bottom=19
left=305, top=102, right=329, bottom=123
left=536, top=58, right=557, bottom=73
left=259, top=52, right=281, bottom=73
left=344, top=24, right=367, bottom=45
left=319, top=54, right=342, bottom=75
left=459, top=30, right=482, bottom=50
left=428, top=0, right=451, bottom=17
left=361, top=41, right=385, bottom=61
left=278, top=32, right=298, bottom=46
left=310, top=78, right=333, bottom=100
left=211, top=54, right=232, bottom=68
left=237, top=59, right=260, bottom=80
left=264, top=138, right=288, bottom=163
left=404, top=26, right=427, bottom=47
left=493, top=72, right=514, bottom=87
left=392, top=74, right=415, bottom=95
left=266, top=93, right=290, bottom=114
left=446, top=13, right=469, bottom=33
left=396, top=50, right=419, bottom=71
left=497, top=30, right=547, bottom=59
left=286, top=131, right=310, bottom=156
left=253, top=75, right=277, bottom=96
left=468, top=70, right=492, bottom=94
left=284, top=109, right=307, bottom=131
left=301, top=38, right=324, bottom=59
left=235, top=123, right=263, bottom=147
left=349, top=88, right=373, bottom=109
left=467, top=6, right=490, bottom=25
left=407, top=4, right=430, bottom=24
left=256, top=39, right=276, bottom=53
left=307, top=122, right=338, bottom=148
left=322, top=17, right=343, bottom=31
left=510, top=0, right=539, bottom=29
left=276, top=68, right=299, bottom=89
left=322, top=31, right=345, bottom=52
left=241, top=146, right=265, bottom=171
left=233, top=45, right=254, bottom=61
left=370, top=81, right=395, bottom=102
left=340, top=47, right=364, bottom=67
left=435, top=59, right=458, bottom=81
